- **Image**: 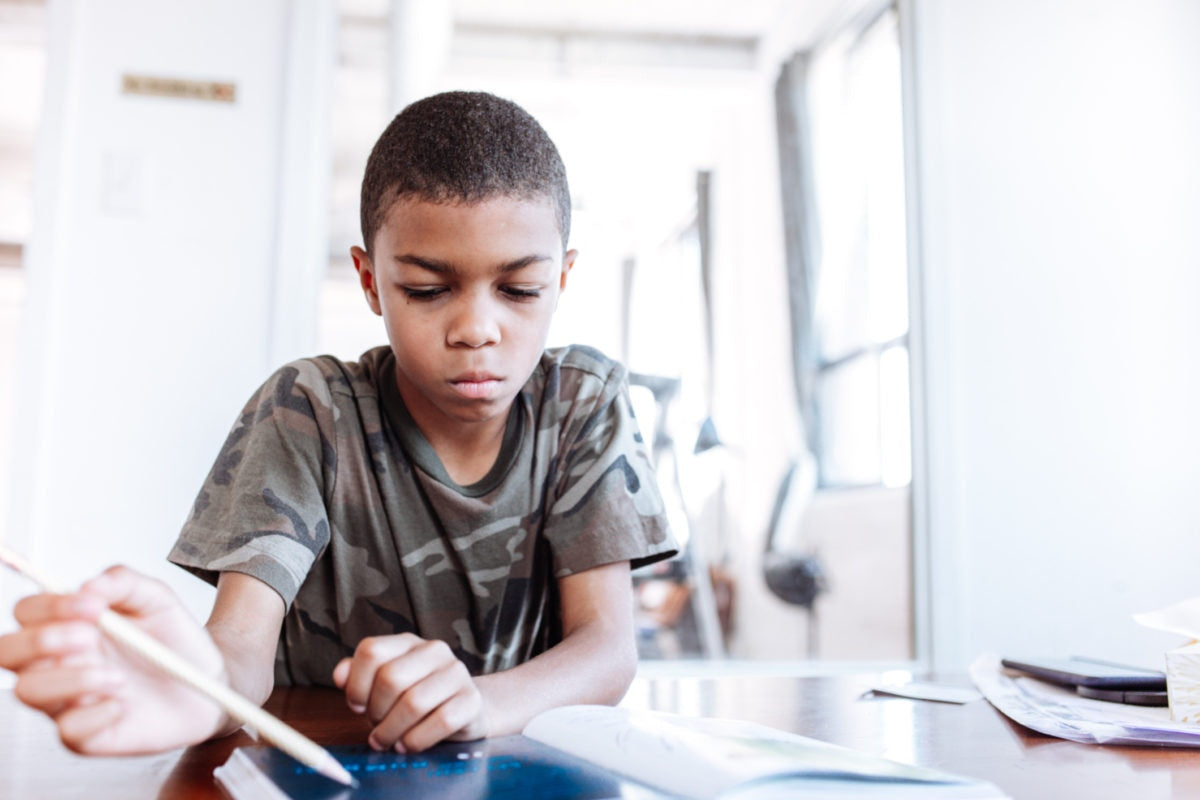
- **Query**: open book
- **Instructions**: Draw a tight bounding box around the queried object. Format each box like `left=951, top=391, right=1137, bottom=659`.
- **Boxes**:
left=214, top=705, right=1008, bottom=799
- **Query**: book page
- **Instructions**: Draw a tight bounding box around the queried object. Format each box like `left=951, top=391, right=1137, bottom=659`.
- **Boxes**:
left=524, top=705, right=745, bottom=798
left=523, top=705, right=963, bottom=799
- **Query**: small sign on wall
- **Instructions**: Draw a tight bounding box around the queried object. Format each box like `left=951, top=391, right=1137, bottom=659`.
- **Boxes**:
left=121, top=74, right=236, bottom=103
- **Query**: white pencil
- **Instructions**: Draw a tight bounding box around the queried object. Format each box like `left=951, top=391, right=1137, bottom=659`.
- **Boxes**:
left=0, top=544, right=357, bottom=788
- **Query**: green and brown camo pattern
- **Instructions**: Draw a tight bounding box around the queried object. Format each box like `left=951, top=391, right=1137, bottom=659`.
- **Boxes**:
left=169, top=345, right=676, bottom=686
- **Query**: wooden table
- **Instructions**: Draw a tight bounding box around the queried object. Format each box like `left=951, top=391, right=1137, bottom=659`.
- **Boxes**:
left=3, top=671, right=1200, bottom=798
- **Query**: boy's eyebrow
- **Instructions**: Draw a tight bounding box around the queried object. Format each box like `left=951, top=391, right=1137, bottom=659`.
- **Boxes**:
left=393, top=254, right=552, bottom=275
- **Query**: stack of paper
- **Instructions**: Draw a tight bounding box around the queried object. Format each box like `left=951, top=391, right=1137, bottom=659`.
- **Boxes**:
left=970, top=654, right=1200, bottom=746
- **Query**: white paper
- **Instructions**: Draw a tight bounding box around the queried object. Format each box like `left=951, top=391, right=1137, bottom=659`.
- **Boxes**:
left=866, top=681, right=982, bottom=705
left=1132, top=597, right=1200, bottom=640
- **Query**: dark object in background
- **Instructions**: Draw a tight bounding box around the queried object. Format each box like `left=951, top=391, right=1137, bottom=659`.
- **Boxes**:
left=763, top=459, right=827, bottom=657
left=764, top=549, right=825, bottom=610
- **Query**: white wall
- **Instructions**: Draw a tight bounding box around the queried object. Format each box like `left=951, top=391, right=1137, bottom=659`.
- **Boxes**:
left=906, top=0, right=1200, bottom=670
left=2, top=0, right=333, bottom=626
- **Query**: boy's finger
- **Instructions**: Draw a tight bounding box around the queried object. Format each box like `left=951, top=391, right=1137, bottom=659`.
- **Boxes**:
left=343, top=634, right=421, bottom=713
left=331, top=657, right=352, bottom=689
left=364, top=640, right=458, bottom=725
left=395, top=683, right=482, bottom=753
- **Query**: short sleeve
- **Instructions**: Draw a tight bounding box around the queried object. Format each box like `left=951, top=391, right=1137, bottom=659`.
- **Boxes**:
left=167, top=360, right=337, bottom=608
left=543, top=361, right=677, bottom=577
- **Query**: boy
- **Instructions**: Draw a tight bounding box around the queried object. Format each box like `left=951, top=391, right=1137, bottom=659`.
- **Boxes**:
left=0, top=91, right=676, bottom=756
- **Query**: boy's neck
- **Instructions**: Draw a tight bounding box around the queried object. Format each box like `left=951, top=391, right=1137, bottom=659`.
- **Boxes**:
left=421, top=413, right=511, bottom=486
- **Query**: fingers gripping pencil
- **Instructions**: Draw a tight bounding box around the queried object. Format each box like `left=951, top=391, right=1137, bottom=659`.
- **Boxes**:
left=0, top=544, right=356, bottom=788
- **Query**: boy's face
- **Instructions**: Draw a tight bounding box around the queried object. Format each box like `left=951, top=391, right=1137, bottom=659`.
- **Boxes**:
left=351, top=195, right=576, bottom=437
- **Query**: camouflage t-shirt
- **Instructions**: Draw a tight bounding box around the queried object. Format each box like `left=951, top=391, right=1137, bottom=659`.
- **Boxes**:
left=168, top=344, right=676, bottom=686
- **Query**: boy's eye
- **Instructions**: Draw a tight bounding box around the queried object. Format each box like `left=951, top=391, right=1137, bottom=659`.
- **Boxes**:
left=402, top=286, right=447, bottom=300
left=502, top=286, right=542, bottom=300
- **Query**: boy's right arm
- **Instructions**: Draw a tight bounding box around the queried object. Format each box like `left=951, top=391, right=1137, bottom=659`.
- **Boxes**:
left=0, top=566, right=284, bottom=755
left=203, top=571, right=288, bottom=734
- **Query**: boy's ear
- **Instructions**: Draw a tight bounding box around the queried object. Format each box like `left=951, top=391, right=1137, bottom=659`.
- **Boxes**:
left=559, top=249, right=578, bottom=291
left=350, top=246, right=383, bottom=316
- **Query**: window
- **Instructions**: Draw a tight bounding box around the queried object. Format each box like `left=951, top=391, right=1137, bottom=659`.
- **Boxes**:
left=807, top=8, right=911, bottom=489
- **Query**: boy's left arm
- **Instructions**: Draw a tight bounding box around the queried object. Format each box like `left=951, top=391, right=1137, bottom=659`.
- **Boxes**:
left=476, top=559, right=637, bottom=728
left=334, top=560, right=635, bottom=752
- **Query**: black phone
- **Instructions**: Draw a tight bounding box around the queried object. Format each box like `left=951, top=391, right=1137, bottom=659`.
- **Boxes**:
left=1075, top=685, right=1169, bottom=707
left=1000, top=656, right=1167, bottom=690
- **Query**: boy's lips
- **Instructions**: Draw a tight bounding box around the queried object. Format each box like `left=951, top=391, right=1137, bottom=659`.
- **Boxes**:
left=449, top=373, right=503, bottom=399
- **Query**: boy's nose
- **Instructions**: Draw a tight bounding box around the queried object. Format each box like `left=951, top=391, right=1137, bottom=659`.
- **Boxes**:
left=447, top=296, right=500, bottom=348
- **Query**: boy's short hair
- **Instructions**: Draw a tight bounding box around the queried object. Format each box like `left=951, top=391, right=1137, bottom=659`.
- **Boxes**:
left=360, top=91, right=572, bottom=253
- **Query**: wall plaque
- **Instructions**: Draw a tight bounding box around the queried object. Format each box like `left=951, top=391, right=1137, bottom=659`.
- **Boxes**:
left=121, top=74, right=236, bottom=103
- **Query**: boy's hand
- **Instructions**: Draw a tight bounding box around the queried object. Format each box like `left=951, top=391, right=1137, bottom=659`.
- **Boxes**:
left=0, top=565, right=227, bottom=755
left=332, top=634, right=486, bottom=752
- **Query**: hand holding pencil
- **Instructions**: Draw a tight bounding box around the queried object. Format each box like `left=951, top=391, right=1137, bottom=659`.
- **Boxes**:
left=0, top=545, right=354, bottom=787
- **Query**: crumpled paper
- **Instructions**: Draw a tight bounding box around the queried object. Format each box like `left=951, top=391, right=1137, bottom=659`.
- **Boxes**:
left=1133, top=598, right=1200, bottom=723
